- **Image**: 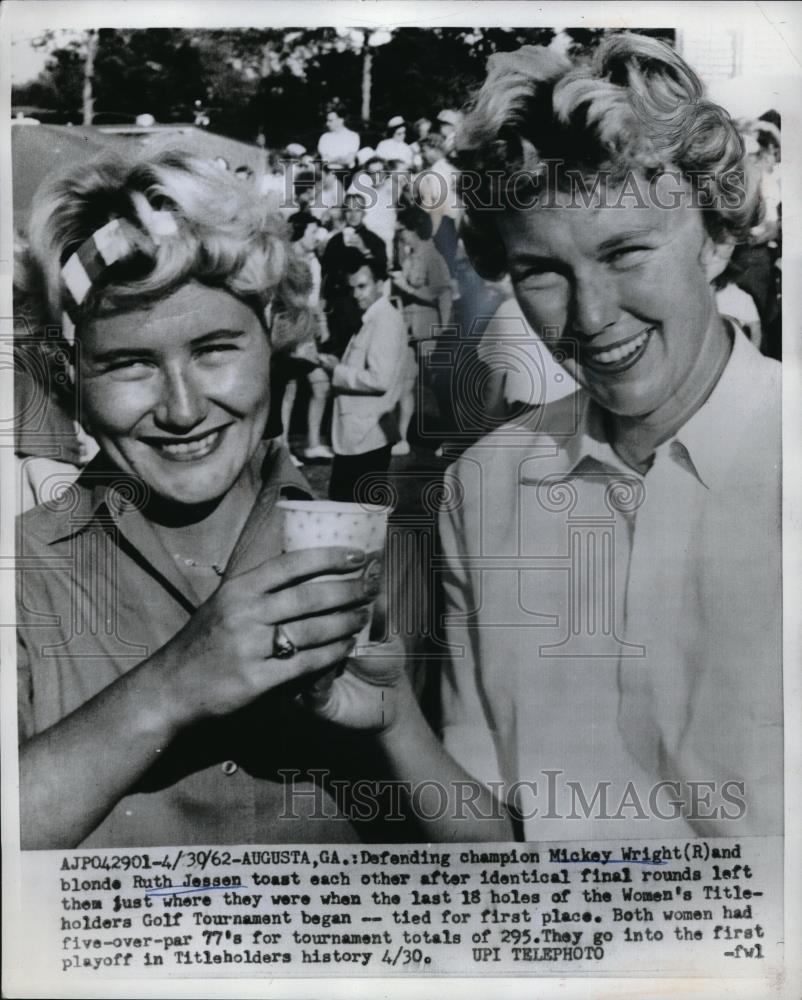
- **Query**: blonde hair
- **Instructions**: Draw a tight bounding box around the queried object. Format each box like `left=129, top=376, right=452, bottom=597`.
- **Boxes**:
left=23, top=147, right=310, bottom=335
left=455, top=34, right=761, bottom=278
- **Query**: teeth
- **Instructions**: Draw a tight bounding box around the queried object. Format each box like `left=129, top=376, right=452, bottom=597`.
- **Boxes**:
left=157, top=430, right=219, bottom=456
left=592, top=329, right=650, bottom=366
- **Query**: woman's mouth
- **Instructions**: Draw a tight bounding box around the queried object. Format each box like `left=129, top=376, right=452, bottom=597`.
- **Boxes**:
left=149, top=428, right=224, bottom=462
left=581, top=327, right=654, bottom=373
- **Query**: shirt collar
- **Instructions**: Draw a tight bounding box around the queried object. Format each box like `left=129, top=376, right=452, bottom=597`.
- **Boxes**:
left=559, top=326, right=765, bottom=490
left=666, top=325, right=765, bottom=490
left=563, top=394, right=631, bottom=477
left=362, top=294, right=388, bottom=324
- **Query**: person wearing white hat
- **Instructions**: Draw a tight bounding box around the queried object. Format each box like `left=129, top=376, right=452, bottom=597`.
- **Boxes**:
left=375, top=116, right=414, bottom=168
left=356, top=146, right=376, bottom=167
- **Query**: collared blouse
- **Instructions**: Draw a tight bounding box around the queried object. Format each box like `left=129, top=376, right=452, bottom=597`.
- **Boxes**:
left=439, top=330, right=782, bottom=840
left=17, top=442, right=378, bottom=848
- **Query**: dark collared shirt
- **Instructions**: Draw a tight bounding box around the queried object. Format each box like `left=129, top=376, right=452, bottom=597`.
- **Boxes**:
left=17, top=442, right=371, bottom=848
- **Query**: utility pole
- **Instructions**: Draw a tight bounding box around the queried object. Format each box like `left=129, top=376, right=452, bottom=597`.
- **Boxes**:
left=361, top=40, right=372, bottom=124
left=82, top=29, right=97, bottom=125
left=360, top=30, right=392, bottom=126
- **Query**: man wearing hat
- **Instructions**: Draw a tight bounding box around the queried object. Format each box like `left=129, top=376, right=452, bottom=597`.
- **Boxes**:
left=376, top=116, right=415, bottom=168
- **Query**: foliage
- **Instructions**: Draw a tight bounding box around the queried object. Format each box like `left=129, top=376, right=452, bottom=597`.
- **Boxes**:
left=12, top=26, right=674, bottom=144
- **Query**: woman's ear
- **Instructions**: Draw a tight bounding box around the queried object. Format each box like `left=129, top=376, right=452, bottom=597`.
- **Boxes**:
left=702, top=236, right=735, bottom=283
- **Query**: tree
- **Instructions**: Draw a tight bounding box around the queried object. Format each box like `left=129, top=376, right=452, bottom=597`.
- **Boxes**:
left=13, top=26, right=671, bottom=147
left=82, top=30, right=97, bottom=125
left=13, top=29, right=208, bottom=124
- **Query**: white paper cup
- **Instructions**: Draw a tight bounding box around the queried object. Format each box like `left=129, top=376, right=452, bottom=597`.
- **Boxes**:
left=276, top=499, right=390, bottom=650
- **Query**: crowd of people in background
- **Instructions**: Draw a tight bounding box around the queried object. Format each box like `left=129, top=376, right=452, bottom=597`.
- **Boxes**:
left=10, top=33, right=787, bottom=850
left=256, top=100, right=781, bottom=482
left=14, top=95, right=783, bottom=510
left=219, top=98, right=507, bottom=493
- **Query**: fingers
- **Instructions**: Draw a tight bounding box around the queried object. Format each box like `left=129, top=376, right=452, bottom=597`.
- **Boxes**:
left=268, top=637, right=355, bottom=688
left=237, top=547, right=368, bottom=593
left=276, top=607, right=370, bottom=653
left=266, top=574, right=381, bottom=624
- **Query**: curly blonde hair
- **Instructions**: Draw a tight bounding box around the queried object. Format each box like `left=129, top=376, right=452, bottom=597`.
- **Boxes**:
left=454, top=33, right=761, bottom=279
left=22, top=147, right=310, bottom=336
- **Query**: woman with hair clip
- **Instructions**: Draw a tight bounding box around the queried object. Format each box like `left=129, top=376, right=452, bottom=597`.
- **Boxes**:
left=16, top=149, right=393, bottom=849
left=286, top=33, right=782, bottom=842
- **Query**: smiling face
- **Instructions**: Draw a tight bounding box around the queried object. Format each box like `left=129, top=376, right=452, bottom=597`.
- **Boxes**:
left=497, top=173, right=731, bottom=427
left=78, top=282, right=271, bottom=507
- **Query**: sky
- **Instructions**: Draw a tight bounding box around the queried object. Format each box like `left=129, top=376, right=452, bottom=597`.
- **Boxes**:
left=10, top=30, right=77, bottom=84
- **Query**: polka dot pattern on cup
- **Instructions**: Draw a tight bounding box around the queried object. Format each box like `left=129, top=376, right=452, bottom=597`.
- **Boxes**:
left=277, top=500, right=389, bottom=553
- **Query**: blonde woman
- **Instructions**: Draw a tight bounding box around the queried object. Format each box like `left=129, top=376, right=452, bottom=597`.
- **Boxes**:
left=17, top=149, right=382, bottom=849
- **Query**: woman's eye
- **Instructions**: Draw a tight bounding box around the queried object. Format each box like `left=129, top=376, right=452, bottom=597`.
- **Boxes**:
left=107, top=359, right=153, bottom=375
left=608, top=247, right=652, bottom=267
left=513, top=265, right=560, bottom=282
left=514, top=269, right=564, bottom=291
left=197, top=343, right=237, bottom=357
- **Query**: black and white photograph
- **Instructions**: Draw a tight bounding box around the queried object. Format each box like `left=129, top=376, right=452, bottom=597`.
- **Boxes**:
left=2, top=1, right=800, bottom=996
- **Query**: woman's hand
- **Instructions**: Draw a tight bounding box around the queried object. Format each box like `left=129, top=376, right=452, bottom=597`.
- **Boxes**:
left=301, top=637, right=410, bottom=733
left=152, top=547, right=377, bottom=734
left=19, top=546, right=375, bottom=850
left=303, top=642, right=516, bottom=841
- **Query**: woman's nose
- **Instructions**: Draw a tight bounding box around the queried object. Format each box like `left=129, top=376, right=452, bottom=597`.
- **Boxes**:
left=572, top=269, right=620, bottom=338
left=153, top=368, right=208, bottom=431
